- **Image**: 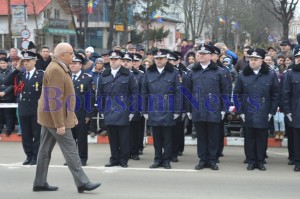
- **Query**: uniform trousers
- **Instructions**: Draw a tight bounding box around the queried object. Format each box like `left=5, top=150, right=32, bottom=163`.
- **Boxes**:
left=71, top=117, right=88, bottom=162
left=245, top=127, right=268, bottom=164
left=172, top=118, right=184, bottom=158
left=130, top=120, right=142, bottom=156
left=19, top=115, right=41, bottom=160
left=34, top=126, right=90, bottom=187
left=293, top=128, right=300, bottom=167
left=194, top=121, right=220, bottom=163
left=152, top=126, right=173, bottom=164
left=285, top=117, right=294, bottom=161
left=107, top=125, right=130, bottom=165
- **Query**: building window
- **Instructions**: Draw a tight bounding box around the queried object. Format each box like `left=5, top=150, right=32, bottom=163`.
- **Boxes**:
left=54, top=9, right=60, bottom=19
left=169, top=30, right=173, bottom=45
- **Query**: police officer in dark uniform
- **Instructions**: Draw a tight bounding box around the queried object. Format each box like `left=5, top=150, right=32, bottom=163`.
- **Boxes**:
left=98, top=50, right=139, bottom=168
left=211, top=45, right=232, bottom=161
left=142, top=49, right=181, bottom=169
left=186, top=44, right=228, bottom=171
left=69, top=53, right=94, bottom=166
left=0, top=57, right=15, bottom=136
left=167, top=51, right=187, bottom=162
left=132, top=53, right=146, bottom=155
left=234, top=48, right=279, bottom=171
left=283, top=48, right=300, bottom=172
left=122, top=52, right=144, bottom=160
left=101, top=50, right=111, bottom=69
left=6, top=51, right=43, bottom=165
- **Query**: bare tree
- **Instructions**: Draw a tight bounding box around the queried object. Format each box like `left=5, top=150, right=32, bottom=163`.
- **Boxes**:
left=7, top=0, right=12, bottom=49
left=256, top=0, right=299, bottom=40
left=107, top=0, right=117, bottom=49
left=28, top=0, right=42, bottom=49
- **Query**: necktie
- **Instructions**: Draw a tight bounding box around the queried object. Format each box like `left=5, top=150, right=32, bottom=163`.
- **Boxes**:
left=72, top=75, right=76, bottom=81
left=26, top=72, right=30, bottom=80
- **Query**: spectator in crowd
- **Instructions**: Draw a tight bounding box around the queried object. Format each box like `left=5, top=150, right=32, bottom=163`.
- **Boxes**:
left=235, top=45, right=251, bottom=73
left=35, top=46, right=51, bottom=71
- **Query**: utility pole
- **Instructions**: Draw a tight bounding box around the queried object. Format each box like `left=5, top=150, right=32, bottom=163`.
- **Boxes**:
left=145, top=0, right=150, bottom=51
left=83, top=0, right=87, bottom=48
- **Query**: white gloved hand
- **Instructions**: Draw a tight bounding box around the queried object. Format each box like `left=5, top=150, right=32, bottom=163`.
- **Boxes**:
left=268, top=114, right=272, bottom=121
left=240, top=114, right=245, bottom=122
left=173, top=114, right=180, bottom=120
left=187, top=112, right=192, bottom=120
left=181, top=113, right=186, bottom=121
left=221, top=111, right=225, bottom=120
left=129, top=114, right=134, bottom=121
left=143, top=114, right=148, bottom=120
left=287, top=113, right=292, bottom=122
left=100, top=114, right=104, bottom=119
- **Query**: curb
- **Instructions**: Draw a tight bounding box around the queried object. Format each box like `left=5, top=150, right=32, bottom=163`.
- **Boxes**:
left=0, top=134, right=287, bottom=147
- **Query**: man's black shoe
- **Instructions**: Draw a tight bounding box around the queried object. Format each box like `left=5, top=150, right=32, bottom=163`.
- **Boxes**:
left=131, top=155, right=140, bottom=160
left=288, top=160, right=295, bottom=165
left=294, top=165, right=300, bottom=172
left=257, top=163, right=266, bottom=171
left=195, top=162, right=207, bottom=170
left=247, top=164, right=255, bottom=170
left=105, top=162, right=119, bottom=167
left=171, top=157, right=178, bottom=162
left=77, top=182, right=101, bottom=193
left=120, top=163, right=128, bottom=168
left=164, top=163, right=171, bottom=169
left=33, top=184, right=59, bottom=192
left=81, top=161, right=87, bottom=166
left=210, top=163, right=219, bottom=170
left=149, top=162, right=163, bottom=168
left=30, top=159, right=37, bottom=165
left=23, top=158, right=31, bottom=165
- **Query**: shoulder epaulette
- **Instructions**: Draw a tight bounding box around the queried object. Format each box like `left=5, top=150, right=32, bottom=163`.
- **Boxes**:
left=83, top=73, right=92, bottom=77
left=138, top=70, right=144, bottom=73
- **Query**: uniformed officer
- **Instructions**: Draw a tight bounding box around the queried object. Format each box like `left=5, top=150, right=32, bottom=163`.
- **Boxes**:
left=142, top=49, right=181, bottom=169
left=211, top=45, right=232, bottom=161
left=121, top=52, right=144, bottom=160
left=0, top=57, right=15, bottom=136
left=283, top=48, right=300, bottom=172
left=98, top=50, right=139, bottom=168
left=234, top=48, right=279, bottom=171
left=6, top=51, right=43, bottom=165
left=132, top=53, right=146, bottom=154
left=69, top=53, right=94, bottom=166
left=167, top=51, right=187, bottom=162
left=186, top=44, right=228, bottom=171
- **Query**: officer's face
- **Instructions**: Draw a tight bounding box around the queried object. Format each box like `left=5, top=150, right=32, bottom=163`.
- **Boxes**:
left=110, top=58, right=122, bottom=69
left=168, top=59, right=176, bottom=65
left=295, top=56, right=300, bottom=64
left=122, top=59, right=133, bottom=69
left=196, top=52, right=211, bottom=64
left=69, top=61, right=82, bottom=73
left=154, top=57, right=167, bottom=68
left=23, top=59, right=36, bottom=71
left=249, top=58, right=263, bottom=70
left=211, top=54, right=219, bottom=63
left=0, top=60, right=8, bottom=69
left=132, top=60, right=141, bottom=69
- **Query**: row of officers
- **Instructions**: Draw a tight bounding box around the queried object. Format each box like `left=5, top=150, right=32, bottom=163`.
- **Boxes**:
left=1, top=43, right=300, bottom=172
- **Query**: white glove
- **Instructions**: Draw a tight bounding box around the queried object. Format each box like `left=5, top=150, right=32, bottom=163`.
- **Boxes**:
left=173, top=114, right=180, bottom=120
left=143, top=114, right=148, bottom=120
left=221, top=111, right=225, bottom=120
left=100, top=114, right=104, bottom=119
left=187, top=112, right=192, bottom=120
left=287, top=113, right=292, bottom=122
left=268, top=114, right=272, bottom=121
left=240, top=114, right=245, bottom=122
left=129, top=114, right=134, bottom=121
left=181, top=113, right=186, bottom=121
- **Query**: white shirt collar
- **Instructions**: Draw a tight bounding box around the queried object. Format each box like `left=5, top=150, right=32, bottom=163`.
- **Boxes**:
left=25, top=67, right=36, bottom=79
left=111, top=66, right=121, bottom=77
left=253, top=67, right=261, bottom=74
left=72, top=70, right=82, bottom=80
left=157, top=67, right=164, bottom=73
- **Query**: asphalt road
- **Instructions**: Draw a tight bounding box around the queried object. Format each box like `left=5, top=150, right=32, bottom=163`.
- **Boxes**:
left=0, top=142, right=299, bottom=199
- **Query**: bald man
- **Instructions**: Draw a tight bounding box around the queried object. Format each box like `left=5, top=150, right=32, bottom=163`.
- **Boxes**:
left=33, top=43, right=101, bottom=193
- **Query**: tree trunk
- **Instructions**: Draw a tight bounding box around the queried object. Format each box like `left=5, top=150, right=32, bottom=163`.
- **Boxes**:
left=123, top=0, right=129, bottom=45
left=107, top=0, right=116, bottom=50
left=7, top=0, right=12, bottom=49
left=31, top=0, right=40, bottom=49
left=282, top=19, right=289, bottom=40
